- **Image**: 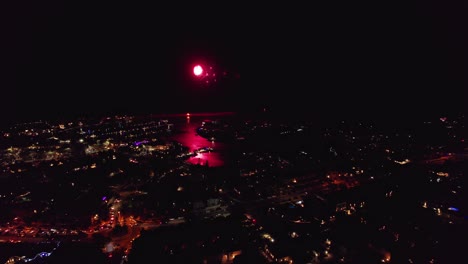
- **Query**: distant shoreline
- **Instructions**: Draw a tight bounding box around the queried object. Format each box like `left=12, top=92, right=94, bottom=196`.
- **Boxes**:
left=148, top=112, right=236, bottom=118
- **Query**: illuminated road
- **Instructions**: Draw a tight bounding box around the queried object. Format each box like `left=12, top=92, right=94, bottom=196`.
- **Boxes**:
left=0, top=235, right=46, bottom=243
left=108, top=221, right=162, bottom=257
left=421, top=153, right=467, bottom=165
left=111, top=225, right=141, bottom=255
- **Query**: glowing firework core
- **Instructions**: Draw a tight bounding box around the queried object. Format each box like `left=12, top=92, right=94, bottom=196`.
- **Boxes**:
left=193, top=65, right=203, bottom=76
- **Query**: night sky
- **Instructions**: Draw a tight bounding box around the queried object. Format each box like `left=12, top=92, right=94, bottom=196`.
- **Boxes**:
left=1, top=2, right=465, bottom=124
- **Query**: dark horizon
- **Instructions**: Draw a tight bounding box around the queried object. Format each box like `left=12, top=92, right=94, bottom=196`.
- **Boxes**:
left=1, top=107, right=464, bottom=131
left=1, top=2, right=466, bottom=125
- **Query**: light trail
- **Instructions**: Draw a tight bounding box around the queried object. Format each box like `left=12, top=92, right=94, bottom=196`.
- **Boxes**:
left=20, top=242, right=61, bottom=263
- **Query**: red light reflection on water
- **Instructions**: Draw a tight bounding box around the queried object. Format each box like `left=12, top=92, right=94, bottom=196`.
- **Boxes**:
left=170, top=115, right=229, bottom=167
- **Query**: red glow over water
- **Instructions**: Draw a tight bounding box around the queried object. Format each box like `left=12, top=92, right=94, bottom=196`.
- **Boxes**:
left=170, top=113, right=234, bottom=167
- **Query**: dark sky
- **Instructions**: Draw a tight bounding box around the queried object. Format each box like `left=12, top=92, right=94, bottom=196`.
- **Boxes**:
left=1, top=2, right=466, bottom=124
